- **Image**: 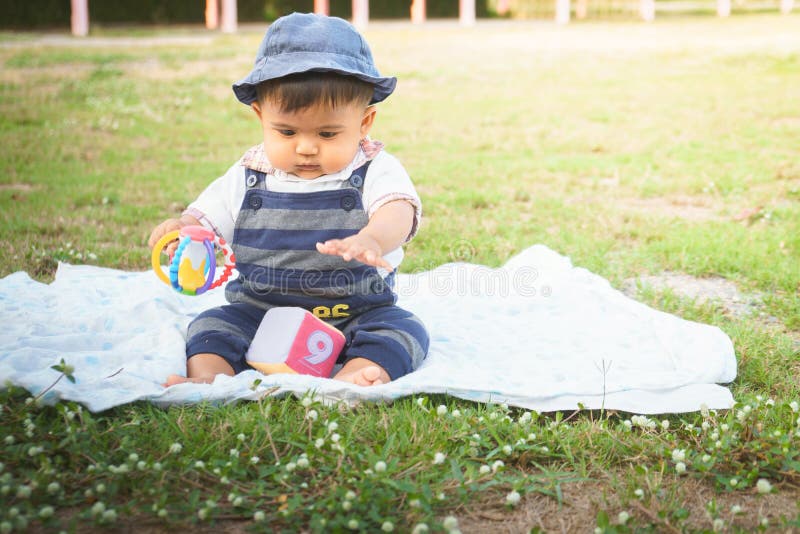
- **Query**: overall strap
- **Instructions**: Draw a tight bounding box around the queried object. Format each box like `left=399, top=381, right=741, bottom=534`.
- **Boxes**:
left=345, top=160, right=372, bottom=192
left=244, top=169, right=268, bottom=190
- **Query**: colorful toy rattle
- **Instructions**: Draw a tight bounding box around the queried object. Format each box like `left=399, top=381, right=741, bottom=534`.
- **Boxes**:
left=151, top=225, right=235, bottom=296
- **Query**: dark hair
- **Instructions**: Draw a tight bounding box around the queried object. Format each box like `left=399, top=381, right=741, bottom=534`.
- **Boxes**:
left=256, top=72, right=374, bottom=113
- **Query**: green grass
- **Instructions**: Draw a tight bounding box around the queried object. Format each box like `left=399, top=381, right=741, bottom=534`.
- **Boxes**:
left=1, top=14, right=800, bottom=532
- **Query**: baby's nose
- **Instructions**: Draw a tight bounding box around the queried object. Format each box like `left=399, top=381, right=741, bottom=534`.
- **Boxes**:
left=296, top=139, right=318, bottom=156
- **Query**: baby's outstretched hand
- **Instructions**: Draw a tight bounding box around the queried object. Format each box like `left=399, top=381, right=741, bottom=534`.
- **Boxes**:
left=316, top=233, right=393, bottom=272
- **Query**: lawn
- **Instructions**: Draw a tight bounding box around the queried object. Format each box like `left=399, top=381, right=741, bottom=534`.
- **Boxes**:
left=1, top=14, right=799, bottom=532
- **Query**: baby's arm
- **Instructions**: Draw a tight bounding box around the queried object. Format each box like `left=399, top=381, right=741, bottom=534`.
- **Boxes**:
left=316, top=199, right=415, bottom=272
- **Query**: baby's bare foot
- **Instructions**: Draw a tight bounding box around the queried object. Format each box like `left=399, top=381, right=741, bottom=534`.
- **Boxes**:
left=332, top=358, right=390, bottom=386
left=162, top=374, right=214, bottom=387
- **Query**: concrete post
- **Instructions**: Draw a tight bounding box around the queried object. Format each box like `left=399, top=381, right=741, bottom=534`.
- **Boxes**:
left=411, top=0, right=426, bottom=24
left=314, top=0, right=330, bottom=16
left=220, top=0, right=237, bottom=33
left=352, top=0, right=369, bottom=28
left=555, top=0, right=571, bottom=24
left=70, top=0, right=89, bottom=37
left=640, top=0, right=655, bottom=21
left=459, top=0, right=476, bottom=26
left=205, top=0, right=219, bottom=29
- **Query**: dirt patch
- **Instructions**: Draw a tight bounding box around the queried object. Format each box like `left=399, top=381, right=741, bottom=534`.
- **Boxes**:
left=457, top=475, right=800, bottom=533
left=0, top=183, right=38, bottom=192
left=619, top=196, right=721, bottom=222
left=621, top=271, right=772, bottom=321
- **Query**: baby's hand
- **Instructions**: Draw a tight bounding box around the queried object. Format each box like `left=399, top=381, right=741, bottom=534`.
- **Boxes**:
left=148, top=215, right=200, bottom=256
left=316, top=233, right=393, bottom=272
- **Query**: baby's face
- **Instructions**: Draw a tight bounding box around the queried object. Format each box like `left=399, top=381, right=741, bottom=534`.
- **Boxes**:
left=253, top=99, right=375, bottom=179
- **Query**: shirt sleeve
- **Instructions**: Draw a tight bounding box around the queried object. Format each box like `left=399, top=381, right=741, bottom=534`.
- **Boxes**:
left=362, top=151, right=422, bottom=243
left=182, top=161, right=245, bottom=243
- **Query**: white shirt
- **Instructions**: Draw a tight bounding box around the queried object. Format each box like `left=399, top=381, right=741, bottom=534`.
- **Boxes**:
left=185, top=144, right=421, bottom=272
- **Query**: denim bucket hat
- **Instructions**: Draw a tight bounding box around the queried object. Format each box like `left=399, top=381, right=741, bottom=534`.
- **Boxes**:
left=232, top=12, right=397, bottom=106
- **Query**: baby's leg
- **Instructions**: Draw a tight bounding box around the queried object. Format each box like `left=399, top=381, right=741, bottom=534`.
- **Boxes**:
left=332, top=305, right=429, bottom=387
left=164, top=302, right=265, bottom=387
left=164, top=354, right=235, bottom=386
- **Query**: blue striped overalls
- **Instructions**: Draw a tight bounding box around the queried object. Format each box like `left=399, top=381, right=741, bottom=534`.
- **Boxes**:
left=185, top=162, right=429, bottom=380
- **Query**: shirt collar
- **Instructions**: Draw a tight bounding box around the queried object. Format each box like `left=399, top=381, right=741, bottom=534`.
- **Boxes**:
left=241, top=138, right=384, bottom=182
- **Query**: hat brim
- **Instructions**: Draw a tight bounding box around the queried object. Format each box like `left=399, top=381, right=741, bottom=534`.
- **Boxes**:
left=232, top=53, right=396, bottom=106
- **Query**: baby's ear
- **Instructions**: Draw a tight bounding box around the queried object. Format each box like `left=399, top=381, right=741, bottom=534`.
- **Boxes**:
left=251, top=101, right=262, bottom=119
left=360, top=105, right=377, bottom=136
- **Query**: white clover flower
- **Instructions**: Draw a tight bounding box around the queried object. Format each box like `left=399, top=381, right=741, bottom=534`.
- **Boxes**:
left=715, top=440, right=722, bottom=449
left=194, top=460, right=205, bottom=469
left=502, top=445, right=512, bottom=455
left=220, top=476, right=230, bottom=484
left=0, top=522, right=11, bottom=534
left=702, top=454, right=712, bottom=463
left=198, top=508, right=209, bottom=520
left=541, top=446, right=549, bottom=453
left=3, top=436, right=13, bottom=445
left=506, top=490, right=521, bottom=506
left=416, top=397, right=426, bottom=407
left=137, top=461, right=146, bottom=470
left=452, top=409, right=461, bottom=418
left=671, top=449, right=686, bottom=462
left=297, top=457, right=309, bottom=469
left=39, top=505, right=54, bottom=519
left=790, top=401, right=799, bottom=412
left=91, top=502, right=106, bottom=516
left=250, top=456, right=260, bottom=465
left=169, top=442, right=182, bottom=454
left=381, top=521, right=395, bottom=532
left=315, top=438, right=325, bottom=448
left=618, top=511, right=629, bottom=524
left=302, top=396, right=313, bottom=408
left=701, top=421, right=710, bottom=431
left=348, top=519, right=359, bottom=530
left=254, top=510, right=265, bottom=522
left=479, top=464, right=491, bottom=475
left=433, top=452, right=446, bottom=465
left=766, top=398, right=774, bottom=407
left=675, top=462, right=686, bottom=474
left=492, top=460, right=505, bottom=472
left=519, top=412, right=532, bottom=424
left=412, top=524, right=429, bottom=534
left=760, top=517, right=769, bottom=527
left=237, top=433, right=246, bottom=442
left=47, top=482, right=60, bottom=494
left=128, top=453, right=139, bottom=463
left=331, top=433, right=340, bottom=443
left=158, top=508, right=168, bottom=518
left=327, top=421, right=338, bottom=432
left=102, top=509, right=117, bottom=522
left=16, top=485, right=31, bottom=499
left=756, top=479, right=772, bottom=494
left=744, top=405, right=752, bottom=414
left=345, top=490, right=356, bottom=500
left=437, top=405, right=448, bottom=416
left=623, top=420, right=632, bottom=430
left=306, top=409, right=318, bottom=421
left=233, top=496, right=243, bottom=507
left=730, top=504, right=742, bottom=514
left=409, top=498, right=421, bottom=508
left=375, top=461, right=387, bottom=472
left=634, top=488, right=644, bottom=499
left=712, top=518, right=724, bottom=532
left=229, top=449, right=240, bottom=458
left=28, top=446, right=44, bottom=456
left=528, top=433, right=537, bottom=441
left=443, top=515, right=459, bottom=530
left=720, top=423, right=729, bottom=432
left=342, top=501, right=352, bottom=511
left=285, top=462, right=297, bottom=472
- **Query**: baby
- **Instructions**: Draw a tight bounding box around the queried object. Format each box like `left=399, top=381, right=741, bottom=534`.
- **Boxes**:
left=148, top=13, right=429, bottom=387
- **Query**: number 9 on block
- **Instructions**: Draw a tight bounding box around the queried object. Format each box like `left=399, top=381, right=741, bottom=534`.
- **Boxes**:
left=245, top=307, right=346, bottom=378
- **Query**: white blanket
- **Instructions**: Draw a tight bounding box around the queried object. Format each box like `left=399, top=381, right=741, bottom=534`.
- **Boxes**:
left=0, top=245, right=737, bottom=413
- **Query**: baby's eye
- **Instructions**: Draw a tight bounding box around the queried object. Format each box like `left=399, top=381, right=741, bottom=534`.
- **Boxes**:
left=319, top=131, right=338, bottom=139
left=277, top=129, right=295, bottom=136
